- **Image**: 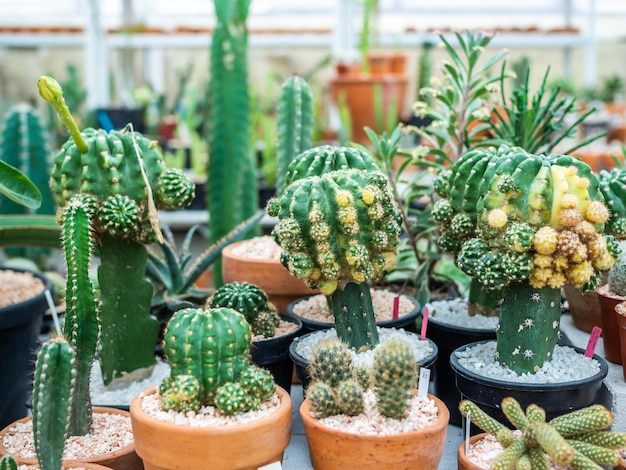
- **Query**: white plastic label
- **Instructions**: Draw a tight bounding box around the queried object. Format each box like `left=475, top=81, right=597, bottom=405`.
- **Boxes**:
left=417, top=367, right=431, bottom=398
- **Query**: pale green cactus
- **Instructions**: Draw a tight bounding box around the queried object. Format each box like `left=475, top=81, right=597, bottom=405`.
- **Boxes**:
left=0, top=456, right=18, bottom=470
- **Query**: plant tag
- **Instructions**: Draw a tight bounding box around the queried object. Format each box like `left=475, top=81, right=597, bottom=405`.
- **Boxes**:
left=420, top=306, right=429, bottom=340
left=393, top=296, right=399, bottom=320
left=258, top=462, right=282, bottom=470
left=465, top=410, right=472, bottom=454
left=44, top=289, right=61, bottom=335
left=417, top=367, right=430, bottom=398
left=584, top=326, right=602, bottom=358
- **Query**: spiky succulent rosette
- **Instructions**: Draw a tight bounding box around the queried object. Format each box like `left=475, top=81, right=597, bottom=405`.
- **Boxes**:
left=434, top=146, right=619, bottom=373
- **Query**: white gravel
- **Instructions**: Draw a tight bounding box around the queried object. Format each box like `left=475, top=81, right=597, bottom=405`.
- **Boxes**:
left=293, top=327, right=434, bottom=369
left=230, top=236, right=282, bottom=260
left=454, top=341, right=602, bottom=383
left=425, top=298, right=499, bottom=330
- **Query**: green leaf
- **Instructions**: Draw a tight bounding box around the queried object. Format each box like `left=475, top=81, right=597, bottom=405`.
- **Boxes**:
left=0, top=160, right=42, bottom=209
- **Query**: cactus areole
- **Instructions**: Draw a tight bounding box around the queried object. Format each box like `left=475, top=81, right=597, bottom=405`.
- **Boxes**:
left=267, top=146, right=401, bottom=350
left=435, top=146, right=619, bottom=373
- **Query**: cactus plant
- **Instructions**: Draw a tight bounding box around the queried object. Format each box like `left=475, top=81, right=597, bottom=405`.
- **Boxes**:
left=434, top=145, right=619, bottom=373
left=159, top=306, right=276, bottom=415
left=0, top=456, right=17, bottom=470
left=275, top=75, right=314, bottom=195
left=207, top=281, right=281, bottom=337
left=598, top=167, right=626, bottom=238
left=38, top=75, right=195, bottom=385
left=208, top=0, right=258, bottom=286
left=267, top=145, right=402, bottom=350
left=609, top=250, right=626, bottom=296
left=459, top=398, right=626, bottom=470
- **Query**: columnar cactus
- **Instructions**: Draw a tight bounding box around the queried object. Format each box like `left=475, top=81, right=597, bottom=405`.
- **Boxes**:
left=434, top=146, right=619, bottom=373
left=276, top=76, right=314, bottom=194
left=459, top=398, right=626, bottom=470
left=39, top=75, right=195, bottom=385
left=160, top=306, right=276, bottom=415
left=207, top=281, right=281, bottom=337
left=32, top=337, right=75, bottom=470
left=267, top=148, right=401, bottom=350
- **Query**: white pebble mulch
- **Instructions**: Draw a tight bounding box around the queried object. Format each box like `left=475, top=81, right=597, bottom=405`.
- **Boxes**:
left=425, top=298, right=499, bottom=330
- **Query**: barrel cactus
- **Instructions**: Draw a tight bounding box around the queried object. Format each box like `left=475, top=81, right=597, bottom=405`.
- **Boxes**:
left=434, top=145, right=619, bottom=373
left=39, top=75, right=195, bottom=385
left=459, top=398, right=626, bottom=470
left=267, top=145, right=401, bottom=350
left=160, top=306, right=276, bottom=415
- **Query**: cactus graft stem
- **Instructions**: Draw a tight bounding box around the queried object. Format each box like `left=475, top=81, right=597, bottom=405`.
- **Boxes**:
left=327, top=281, right=379, bottom=350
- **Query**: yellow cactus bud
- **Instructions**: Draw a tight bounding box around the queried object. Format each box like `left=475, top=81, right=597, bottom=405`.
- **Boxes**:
left=567, top=261, right=594, bottom=287
left=560, top=193, right=579, bottom=209
left=586, top=233, right=608, bottom=259
left=556, top=230, right=581, bottom=256
left=309, top=268, right=322, bottom=280
left=309, top=208, right=324, bottom=224
left=361, top=186, right=377, bottom=205
left=553, top=254, right=569, bottom=271
left=336, top=190, right=353, bottom=207
left=339, top=207, right=357, bottom=225
left=488, top=208, right=508, bottom=228
left=534, top=226, right=558, bottom=255
left=557, top=208, right=582, bottom=228
left=530, top=266, right=553, bottom=288
left=585, top=201, right=610, bottom=224
left=319, top=279, right=338, bottom=296
left=533, top=254, right=553, bottom=268
left=593, top=251, right=616, bottom=271
left=547, top=271, right=567, bottom=289
left=569, top=244, right=588, bottom=264
left=573, top=220, right=598, bottom=241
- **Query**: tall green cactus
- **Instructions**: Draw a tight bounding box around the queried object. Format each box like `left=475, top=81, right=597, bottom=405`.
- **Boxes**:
left=434, top=146, right=618, bottom=373
left=160, top=306, right=275, bottom=415
left=459, top=398, right=626, bottom=470
left=275, top=76, right=314, bottom=194
left=32, top=337, right=75, bottom=470
left=267, top=162, right=401, bottom=350
left=39, top=75, right=195, bottom=385
left=208, top=0, right=257, bottom=286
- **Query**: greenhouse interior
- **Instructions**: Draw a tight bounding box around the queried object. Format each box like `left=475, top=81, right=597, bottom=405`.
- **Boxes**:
left=1, top=1, right=626, bottom=469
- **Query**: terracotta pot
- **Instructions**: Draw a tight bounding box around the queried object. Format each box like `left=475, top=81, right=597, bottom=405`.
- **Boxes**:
left=564, top=283, right=602, bottom=333
left=15, top=464, right=113, bottom=469
left=0, top=407, right=142, bottom=470
left=616, top=308, right=626, bottom=379
left=221, top=238, right=318, bottom=312
left=130, top=385, right=292, bottom=470
left=389, top=53, right=407, bottom=76
left=457, top=432, right=490, bottom=470
left=597, top=284, right=624, bottom=364
left=300, top=393, right=449, bottom=470
left=367, top=52, right=392, bottom=77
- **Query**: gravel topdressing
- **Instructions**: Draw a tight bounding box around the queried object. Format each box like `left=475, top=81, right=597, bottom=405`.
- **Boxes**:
left=425, top=298, right=499, bottom=330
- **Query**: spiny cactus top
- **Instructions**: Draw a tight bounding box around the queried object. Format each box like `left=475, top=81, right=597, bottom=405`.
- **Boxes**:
left=459, top=398, right=626, bottom=470
left=434, top=145, right=617, bottom=292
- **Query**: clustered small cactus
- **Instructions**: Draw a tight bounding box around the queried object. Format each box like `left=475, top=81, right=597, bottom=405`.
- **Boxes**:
left=459, top=398, right=626, bottom=470
left=609, top=250, right=626, bottom=297
left=306, top=337, right=417, bottom=420
left=433, top=145, right=620, bottom=373
left=207, top=281, right=281, bottom=338
left=267, top=145, right=402, bottom=350
left=159, top=306, right=276, bottom=415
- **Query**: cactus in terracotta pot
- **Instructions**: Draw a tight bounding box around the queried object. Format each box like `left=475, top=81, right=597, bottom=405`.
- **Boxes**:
left=434, top=145, right=619, bottom=373
left=459, top=398, right=626, bottom=469
left=38, top=75, right=195, bottom=385
left=159, top=306, right=276, bottom=415
left=267, top=145, right=401, bottom=350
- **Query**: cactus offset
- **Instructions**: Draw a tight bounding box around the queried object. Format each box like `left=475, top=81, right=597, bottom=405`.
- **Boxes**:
left=39, top=75, right=194, bottom=384
left=0, top=456, right=17, bottom=470
left=160, top=306, right=276, bottom=414
left=308, top=338, right=354, bottom=388
left=459, top=398, right=626, bottom=470
left=434, top=146, right=618, bottom=373
left=276, top=76, right=314, bottom=194
left=267, top=154, right=401, bottom=349
left=32, top=338, right=75, bottom=470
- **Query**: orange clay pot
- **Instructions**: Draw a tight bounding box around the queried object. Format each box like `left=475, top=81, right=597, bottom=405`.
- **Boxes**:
left=457, top=433, right=491, bottom=470
left=563, top=283, right=603, bottom=333
left=14, top=464, right=113, bottom=469
left=222, top=238, right=318, bottom=313
left=597, top=284, right=625, bottom=364
left=0, top=407, right=142, bottom=470
left=300, top=393, right=449, bottom=470
left=130, top=385, right=292, bottom=470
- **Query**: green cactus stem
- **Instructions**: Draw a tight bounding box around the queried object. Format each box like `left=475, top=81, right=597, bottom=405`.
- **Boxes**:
left=372, top=339, right=417, bottom=419
left=0, top=456, right=17, bottom=470
left=61, top=196, right=98, bottom=434
left=598, top=167, right=626, bottom=237
left=32, top=338, right=75, bottom=470
left=276, top=76, right=313, bottom=194
left=327, top=282, right=380, bottom=349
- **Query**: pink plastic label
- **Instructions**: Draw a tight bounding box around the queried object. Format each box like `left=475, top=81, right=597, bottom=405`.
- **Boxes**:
left=584, top=326, right=602, bottom=358
left=420, top=306, right=429, bottom=341
left=393, top=296, right=400, bottom=320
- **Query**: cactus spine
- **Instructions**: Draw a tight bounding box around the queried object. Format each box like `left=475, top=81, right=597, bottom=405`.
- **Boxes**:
left=267, top=147, right=401, bottom=350
left=434, top=146, right=618, bottom=373
left=32, top=337, right=75, bottom=470
left=459, top=398, right=626, bottom=470
left=208, top=0, right=258, bottom=286
left=275, top=76, right=314, bottom=194
left=39, top=75, right=195, bottom=384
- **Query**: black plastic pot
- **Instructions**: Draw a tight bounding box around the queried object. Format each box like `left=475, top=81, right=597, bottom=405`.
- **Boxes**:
left=450, top=340, right=609, bottom=435
left=251, top=314, right=303, bottom=395
left=426, top=317, right=496, bottom=426
left=289, top=329, right=438, bottom=393
left=0, top=268, right=51, bottom=429
left=287, top=292, right=421, bottom=335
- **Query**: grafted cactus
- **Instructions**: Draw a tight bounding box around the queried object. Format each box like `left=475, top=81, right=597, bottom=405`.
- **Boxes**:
left=160, top=306, right=276, bottom=415
left=39, top=75, right=195, bottom=384
left=434, top=146, right=618, bottom=373
left=267, top=161, right=401, bottom=349
left=276, top=76, right=314, bottom=194
left=32, top=338, right=75, bottom=470
left=459, top=398, right=626, bottom=470
left=207, top=281, right=281, bottom=337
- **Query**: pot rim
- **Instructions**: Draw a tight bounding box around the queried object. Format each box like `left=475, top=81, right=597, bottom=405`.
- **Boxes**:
left=597, top=283, right=626, bottom=300
left=221, top=239, right=283, bottom=266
